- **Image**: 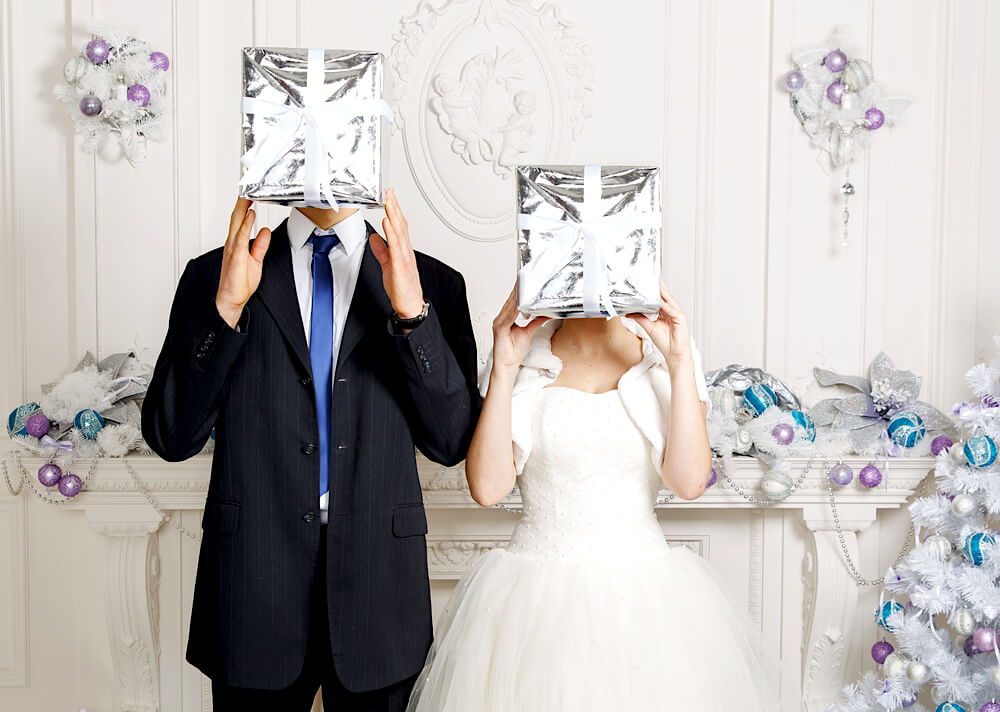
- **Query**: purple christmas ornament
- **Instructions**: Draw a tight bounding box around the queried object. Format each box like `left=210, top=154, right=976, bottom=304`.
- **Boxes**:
left=783, top=70, right=805, bottom=91
left=707, top=467, right=717, bottom=488
left=974, top=626, right=997, bottom=653
left=871, top=640, right=894, bottom=664
left=981, top=703, right=1000, bottom=712
left=824, top=49, right=848, bottom=72
left=865, top=107, right=885, bottom=130
left=965, top=636, right=981, bottom=656
left=149, top=51, right=170, bottom=71
left=901, top=697, right=917, bottom=708
left=829, top=462, right=854, bottom=486
left=931, top=435, right=953, bottom=456
left=85, top=38, right=110, bottom=64
left=79, top=95, right=102, bottom=117
left=57, top=473, right=82, bottom=498
left=37, top=463, right=62, bottom=488
left=127, top=84, right=151, bottom=107
left=859, top=463, right=882, bottom=488
left=826, top=81, right=844, bottom=104
left=772, top=423, right=795, bottom=445
left=25, top=413, right=50, bottom=438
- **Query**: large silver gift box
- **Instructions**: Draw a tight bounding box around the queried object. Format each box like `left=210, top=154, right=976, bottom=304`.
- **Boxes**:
left=516, top=165, right=662, bottom=318
left=239, top=47, right=392, bottom=208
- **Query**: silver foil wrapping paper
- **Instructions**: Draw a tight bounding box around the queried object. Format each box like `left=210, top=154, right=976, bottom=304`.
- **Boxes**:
left=515, top=165, right=662, bottom=318
left=240, top=47, right=391, bottom=208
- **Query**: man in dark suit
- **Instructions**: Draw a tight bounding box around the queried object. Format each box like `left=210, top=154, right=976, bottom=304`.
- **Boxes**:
left=142, top=191, right=481, bottom=710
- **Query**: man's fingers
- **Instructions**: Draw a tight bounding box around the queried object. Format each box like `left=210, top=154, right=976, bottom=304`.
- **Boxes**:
left=381, top=215, right=398, bottom=250
left=368, top=232, right=390, bottom=268
left=235, top=209, right=256, bottom=250
left=229, top=197, right=252, bottom=238
left=386, top=188, right=413, bottom=253
left=250, top=227, right=272, bottom=263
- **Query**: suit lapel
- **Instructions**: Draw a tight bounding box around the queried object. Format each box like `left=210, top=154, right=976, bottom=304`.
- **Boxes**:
left=255, top=220, right=312, bottom=376
left=337, top=221, right=390, bottom=373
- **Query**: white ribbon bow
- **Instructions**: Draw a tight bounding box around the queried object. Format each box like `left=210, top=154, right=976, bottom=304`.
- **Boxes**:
left=240, top=48, right=394, bottom=208
left=516, top=165, right=661, bottom=317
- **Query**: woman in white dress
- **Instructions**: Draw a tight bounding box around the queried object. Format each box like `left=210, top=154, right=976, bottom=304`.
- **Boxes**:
left=406, top=283, right=780, bottom=711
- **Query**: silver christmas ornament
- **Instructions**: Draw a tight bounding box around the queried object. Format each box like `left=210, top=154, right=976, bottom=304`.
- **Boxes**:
left=990, top=664, right=1000, bottom=686
left=760, top=470, right=794, bottom=502
left=733, top=427, right=754, bottom=454
left=906, top=659, right=931, bottom=686
left=63, top=55, right=90, bottom=85
left=951, top=493, right=976, bottom=517
left=709, top=387, right=736, bottom=418
left=923, top=534, right=953, bottom=560
left=841, top=58, right=874, bottom=93
left=952, top=608, right=976, bottom=636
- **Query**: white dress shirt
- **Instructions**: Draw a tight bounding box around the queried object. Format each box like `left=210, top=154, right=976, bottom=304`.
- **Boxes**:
left=286, top=208, right=368, bottom=516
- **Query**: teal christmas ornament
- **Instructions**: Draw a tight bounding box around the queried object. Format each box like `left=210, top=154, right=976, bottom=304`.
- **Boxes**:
left=74, top=409, right=105, bottom=439
left=963, top=532, right=995, bottom=566
left=7, top=403, right=41, bottom=436
left=876, top=600, right=905, bottom=632
left=963, top=434, right=997, bottom=468
left=887, top=410, right=926, bottom=448
left=743, top=383, right=777, bottom=417
left=935, top=703, right=967, bottom=712
left=791, top=410, right=816, bottom=441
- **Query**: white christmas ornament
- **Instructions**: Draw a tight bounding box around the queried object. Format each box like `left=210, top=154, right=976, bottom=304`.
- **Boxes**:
left=952, top=608, right=976, bottom=636
left=991, top=664, right=1000, bottom=687
left=883, top=652, right=910, bottom=678
left=923, top=534, right=953, bottom=560
left=906, top=659, right=931, bottom=686
left=951, top=493, right=976, bottom=517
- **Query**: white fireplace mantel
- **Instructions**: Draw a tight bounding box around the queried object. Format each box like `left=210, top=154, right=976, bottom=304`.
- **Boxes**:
left=11, top=453, right=933, bottom=711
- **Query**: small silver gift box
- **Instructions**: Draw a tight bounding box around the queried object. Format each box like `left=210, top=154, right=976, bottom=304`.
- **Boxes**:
left=516, top=165, right=662, bottom=318
left=239, top=47, right=392, bottom=208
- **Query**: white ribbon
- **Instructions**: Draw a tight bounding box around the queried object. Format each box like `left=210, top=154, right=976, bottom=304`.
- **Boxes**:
left=240, top=48, right=394, bottom=208
left=104, top=375, right=149, bottom=403
left=516, top=165, right=661, bottom=317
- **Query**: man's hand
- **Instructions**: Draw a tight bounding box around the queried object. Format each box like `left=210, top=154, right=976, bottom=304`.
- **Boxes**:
left=370, top=188, right=425, bottom=319
left=215, top=197, right=272, bottom=328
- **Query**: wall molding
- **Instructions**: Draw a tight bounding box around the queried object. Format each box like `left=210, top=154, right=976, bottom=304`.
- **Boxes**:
left=0, top=496, right=27, bottom=687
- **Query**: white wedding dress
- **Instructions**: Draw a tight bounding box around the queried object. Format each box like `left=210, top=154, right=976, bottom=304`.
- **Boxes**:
left=406, top=385, right=780, bottom=711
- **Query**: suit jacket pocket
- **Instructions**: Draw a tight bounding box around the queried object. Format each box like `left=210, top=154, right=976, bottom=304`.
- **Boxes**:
left=202, top=499, right=240, bottom=535
left=392, top=503, right=428, bottom=538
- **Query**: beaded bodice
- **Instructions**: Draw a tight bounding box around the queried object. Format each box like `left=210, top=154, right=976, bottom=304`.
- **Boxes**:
left=507, top=386, right=668, bottom=561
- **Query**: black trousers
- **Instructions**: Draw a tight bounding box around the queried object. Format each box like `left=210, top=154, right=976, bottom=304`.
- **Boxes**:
left=211, top=527, right=420, bottom=711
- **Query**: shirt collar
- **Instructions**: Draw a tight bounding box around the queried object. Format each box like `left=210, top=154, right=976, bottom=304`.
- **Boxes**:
left=287, top=208, right=367, bottom=256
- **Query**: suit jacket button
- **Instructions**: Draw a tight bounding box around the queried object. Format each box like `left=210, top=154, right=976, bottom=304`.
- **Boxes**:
left=302, top=511, right=317, bottom=523
left=302, top=443, right=315, bottom=455
left=300, top=377, right=312, bottom=386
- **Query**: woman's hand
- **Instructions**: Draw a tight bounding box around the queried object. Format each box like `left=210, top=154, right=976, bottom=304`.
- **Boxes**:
left=628, top=281, right=692, bottom=368
left=491, top=285, right=549, bottom=376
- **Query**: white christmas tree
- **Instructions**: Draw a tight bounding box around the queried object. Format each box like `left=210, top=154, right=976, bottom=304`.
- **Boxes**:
left=830, top=337, right=1000, bottom=712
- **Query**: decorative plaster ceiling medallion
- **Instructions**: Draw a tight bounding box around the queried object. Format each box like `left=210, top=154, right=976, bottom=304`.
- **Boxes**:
left=390, top=0, right=594, bottom=240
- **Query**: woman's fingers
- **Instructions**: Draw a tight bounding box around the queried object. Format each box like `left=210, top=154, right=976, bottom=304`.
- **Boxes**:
left=627, top=313, right=655, bottom=334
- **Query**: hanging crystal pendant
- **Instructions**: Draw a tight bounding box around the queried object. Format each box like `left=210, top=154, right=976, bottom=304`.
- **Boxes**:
left=840, top=168, right=855, bottom=248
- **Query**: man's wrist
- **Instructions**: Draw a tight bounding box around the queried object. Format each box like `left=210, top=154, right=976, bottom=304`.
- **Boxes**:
left=216, top=297, right=245, bottom=330
left=393, top=298, right=426, bottom=320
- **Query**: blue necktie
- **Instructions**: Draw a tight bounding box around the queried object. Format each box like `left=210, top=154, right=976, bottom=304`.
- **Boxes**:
left=308, top=231, right=340, bottom=499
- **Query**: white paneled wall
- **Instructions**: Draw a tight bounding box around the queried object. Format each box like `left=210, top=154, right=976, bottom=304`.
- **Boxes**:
left=1, top=0, right=998, bottom=710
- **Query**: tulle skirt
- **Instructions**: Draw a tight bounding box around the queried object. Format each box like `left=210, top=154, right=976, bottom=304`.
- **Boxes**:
left=405, top=542, right=780, bottom=711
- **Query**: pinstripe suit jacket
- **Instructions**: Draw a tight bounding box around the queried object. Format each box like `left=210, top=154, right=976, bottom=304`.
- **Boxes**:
left=141, top=219, right=481, bottom=692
